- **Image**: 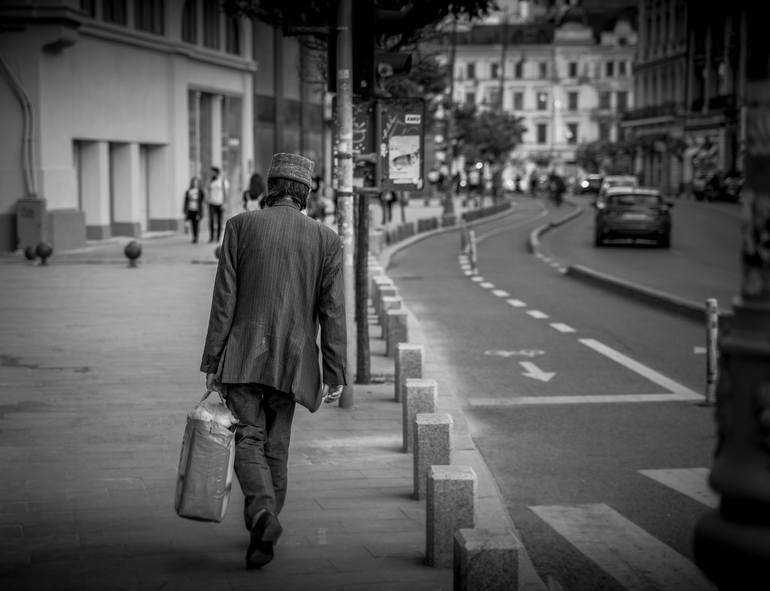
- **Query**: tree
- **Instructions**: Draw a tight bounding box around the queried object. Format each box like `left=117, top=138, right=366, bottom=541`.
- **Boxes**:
left=575, top=140, right=635, bottom=174
left=453, top=103, right=526, bottom=165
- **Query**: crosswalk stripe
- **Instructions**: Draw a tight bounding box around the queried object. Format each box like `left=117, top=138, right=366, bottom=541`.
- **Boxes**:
left=639, top=468, right=718, bottom=508
left=530, top=503, right=714, bottom=590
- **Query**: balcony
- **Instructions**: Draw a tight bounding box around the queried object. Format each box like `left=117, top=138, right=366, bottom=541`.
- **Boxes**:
left=622, top=102, right=680, bottom=122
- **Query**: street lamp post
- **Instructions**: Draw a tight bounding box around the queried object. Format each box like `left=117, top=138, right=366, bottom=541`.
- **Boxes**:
left=693, top=4, right=770, bottom=587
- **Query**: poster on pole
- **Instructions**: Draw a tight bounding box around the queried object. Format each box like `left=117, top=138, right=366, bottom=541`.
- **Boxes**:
left=379, top=98, right=426, bottom=191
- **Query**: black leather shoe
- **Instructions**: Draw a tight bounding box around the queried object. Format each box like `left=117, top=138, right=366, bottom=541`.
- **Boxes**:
left=246, top=510, right=282, bottom=569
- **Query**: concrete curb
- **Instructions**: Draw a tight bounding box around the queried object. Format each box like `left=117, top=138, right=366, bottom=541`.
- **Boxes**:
left=528, top=197, right=729, bottom=323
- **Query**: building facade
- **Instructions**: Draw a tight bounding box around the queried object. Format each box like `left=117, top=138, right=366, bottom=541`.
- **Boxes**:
left=0, top=0, right=326, bottom=252
left=621, top=0, right=746, bottom=196
left=448, top=7, right=636, bottom=179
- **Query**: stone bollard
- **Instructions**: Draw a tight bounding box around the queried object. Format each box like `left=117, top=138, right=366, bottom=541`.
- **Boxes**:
left=403, top=378, right=436, bottom=453
left=370, top=276, right=391, bottom=310
left=375, top=283, right=397, bottom=319
left=380, top=296, right=403, bottom=337
left=414, top=413, right=452, bottom=500
left=454, top=529, right=520, bottom=590
left=385, top=309, right=407, bottom=358
left=426, top=465, right=476, bottom=568
left=395, top=344, right=423, bottom=403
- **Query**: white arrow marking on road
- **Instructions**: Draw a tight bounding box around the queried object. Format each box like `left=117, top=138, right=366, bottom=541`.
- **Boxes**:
left=520, top=361, right=555, bottom=382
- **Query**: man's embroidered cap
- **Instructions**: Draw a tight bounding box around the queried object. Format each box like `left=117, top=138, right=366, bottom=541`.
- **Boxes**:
left=268, top=153, right=314, bottom=190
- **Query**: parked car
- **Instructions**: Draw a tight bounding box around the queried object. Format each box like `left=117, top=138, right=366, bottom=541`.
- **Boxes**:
left=594, top=187, right=673, bottom=248
left=595, top=174, right=639, bottom=206
left=576, top=174, right=603, bottom=195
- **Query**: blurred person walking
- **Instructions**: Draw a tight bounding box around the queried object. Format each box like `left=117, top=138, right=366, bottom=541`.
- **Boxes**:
left=207, top=166, right=229, bottom=242
left=200, top=152, right=347, bottom=570
left=242, top=172, right=266, bottom=212
left=182, top=176, right=205, bottom=243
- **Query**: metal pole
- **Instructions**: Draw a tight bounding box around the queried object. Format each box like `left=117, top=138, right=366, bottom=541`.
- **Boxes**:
left=335, top=0, right=356, bottom=407
left=468, top=229, right=477, bottom=275
left=443, top=16, right=457, bottom=217
left=705, top=298, right=719, bottom=405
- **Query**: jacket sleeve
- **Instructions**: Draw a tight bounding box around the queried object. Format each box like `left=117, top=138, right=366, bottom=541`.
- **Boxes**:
left=318, top=233, right=347, bottom=386
left=182, top=192, right=188, bottom=215
left=200, top=219, right=238, bottom=374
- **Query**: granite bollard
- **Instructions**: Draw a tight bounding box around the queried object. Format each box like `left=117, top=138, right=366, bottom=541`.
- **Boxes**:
left=385, top=309, right=407, bottom=358
left=403, top=378, right=436, bottom=453
left=454, top=529, right=520, bottom=590
left=414, top=413, right=452, bottom=500
left=376, top=284, right=397, bottom=319
left=380, top=295, right=403, bottom=337
left=426, top=465, right=476, bottom=568
left=395, top=343, right=423, bottom=402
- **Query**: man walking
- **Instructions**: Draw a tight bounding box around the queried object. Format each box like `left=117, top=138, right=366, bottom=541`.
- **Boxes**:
left=200, top=152, right=347, bottom=570
left=207, top=166, right=228, bottom=242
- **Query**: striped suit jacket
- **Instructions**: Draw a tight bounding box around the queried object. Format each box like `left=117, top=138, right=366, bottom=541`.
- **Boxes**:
left=200, top=200, right=347, bottom=412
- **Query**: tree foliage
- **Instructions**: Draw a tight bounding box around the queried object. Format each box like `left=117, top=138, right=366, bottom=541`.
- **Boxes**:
left=574, top=140, right=635, bottom=174
left=452, top=103, right=526, bottom=164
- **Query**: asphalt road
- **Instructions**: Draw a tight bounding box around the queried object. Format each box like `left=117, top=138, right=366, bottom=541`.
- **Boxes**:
left=387, top=195, right=725, bottom=590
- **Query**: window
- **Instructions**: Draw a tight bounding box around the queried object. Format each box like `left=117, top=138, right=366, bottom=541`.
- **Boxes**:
left=103, top=0, right=127, bottom=25
left=514, top=61, right=523, bottom=79
left=182, top=0, right=197, bottom=43
left=80, top=0, right=96, bottom=17
left=599, top=91, right=611, bottom=109
left=135, top=0, right=164, bottom=34
left=513, top=91, right=523, bottom=110
left=225, top=16, right=240, bottom=54
left=598, top=122, right=611, bottom=142
left=605, top=61, right=615, bottom=77
left=485, top=87, right=501, bottom=107
left=567, top=91, right=578, bottom=111
left=539, top=61, right=548, bottom=79
left=466, top=62, right=476, bottom=80
left=568, top=61, right=578, bottom=78
left=616, top=91, right=628, bottom=112
left=536, top=91, right=548, bottom=110
left=566, top=123, right=578, bottom=144
left=203, top=0, right=220, bottom=49
left=465, top=92, right=475, bottom=105
left=619, top=60, right=627, bottom=76
left=536, top=123, right=548, bottom=144
left=490, top=63, right=499, bottom=79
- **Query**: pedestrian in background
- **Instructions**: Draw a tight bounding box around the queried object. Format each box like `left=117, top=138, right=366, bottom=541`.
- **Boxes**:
left=307, top=175, right=328, bottom=223
left=207, top=166, right=229, bottom=242
left=200, top=152, right=347, bottom=570
left=379, top=190, right=396, bottom=225
left=182, top=176, right=205, bottom=243
left=242, top=172, right=266, bottom=212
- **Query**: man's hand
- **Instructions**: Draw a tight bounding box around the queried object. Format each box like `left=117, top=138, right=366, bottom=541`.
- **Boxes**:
left=322, top=384, right=343, bottom=404
left=206, top=373, right=223, bottom=395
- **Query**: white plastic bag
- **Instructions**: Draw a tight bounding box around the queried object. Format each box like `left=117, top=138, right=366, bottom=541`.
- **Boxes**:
left=174, top=391, right=237, bottom=522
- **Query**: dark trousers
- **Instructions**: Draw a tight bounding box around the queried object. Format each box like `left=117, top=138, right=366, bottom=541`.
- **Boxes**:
left=208, top=204, right=223, bottom=242
left=186, top=212, right=200, bottom=242
left=224, top=383, right=296, bottom=531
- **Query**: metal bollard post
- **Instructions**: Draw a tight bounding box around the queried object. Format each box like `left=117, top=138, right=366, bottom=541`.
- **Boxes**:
left=705, top=298, right=719, bottom=405
left=468, top=230, right=478, bottom=275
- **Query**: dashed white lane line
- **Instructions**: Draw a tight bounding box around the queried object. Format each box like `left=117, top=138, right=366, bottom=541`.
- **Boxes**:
left=526, top=310, right=549, bottom=319
left=530, top=504, right=714, bottom=591
left=480, top=282, right=495, bottom=289
left=639, top=468, right=718, bottom=508
left=492, top=289, right=510, bottom=298
left=468, top=394, right=705, bottom=406
left=464, top=270, right=474, bottom=276
left=471, top=276, right=484, bottom=283
left=550, top=322, right=576, bottom=333
left=580, top=338, right=702, bottom=400
left=506, top=299, right=527, bottom=307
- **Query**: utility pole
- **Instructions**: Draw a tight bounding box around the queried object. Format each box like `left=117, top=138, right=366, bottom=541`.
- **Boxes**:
left=335, top=0, right=356, bottom=407
left=693, top=3, right=770, bottom=587
left=443, top=15, right=457, bottom=217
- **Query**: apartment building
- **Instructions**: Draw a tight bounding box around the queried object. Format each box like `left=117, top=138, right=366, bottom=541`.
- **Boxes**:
left=0, top=0, right=325, bottom=252
left=621, top=0, right=746, bottom=196
left=449, top=6, right=636, bottom=178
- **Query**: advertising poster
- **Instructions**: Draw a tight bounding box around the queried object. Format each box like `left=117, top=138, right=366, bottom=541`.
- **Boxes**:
left=388, top=135, right=420, bottom=183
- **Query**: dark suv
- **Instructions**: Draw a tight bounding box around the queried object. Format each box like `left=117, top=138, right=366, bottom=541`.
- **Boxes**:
left=594, top=187, right=673, bottom=248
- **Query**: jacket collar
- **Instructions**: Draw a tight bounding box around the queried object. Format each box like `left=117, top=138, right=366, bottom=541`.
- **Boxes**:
left=269, top=198, right=301, bottom=211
